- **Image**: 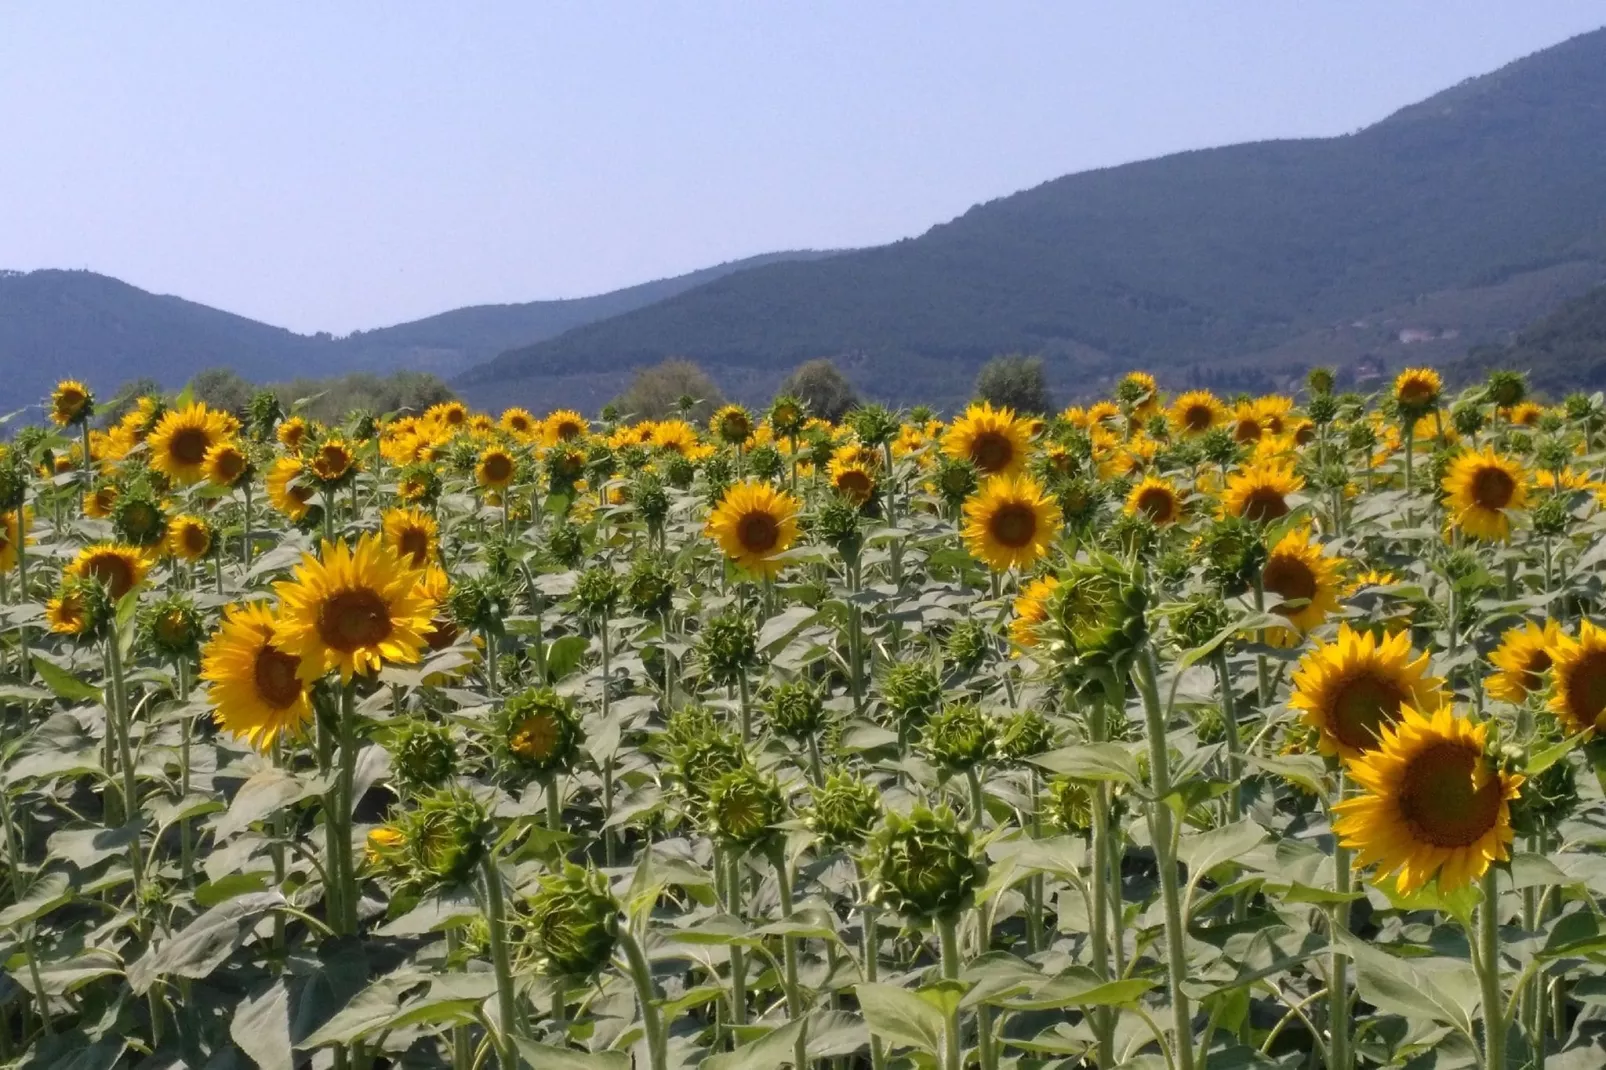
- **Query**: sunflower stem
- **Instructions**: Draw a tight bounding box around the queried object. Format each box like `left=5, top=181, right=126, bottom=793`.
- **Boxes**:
left=545, top=775, right=562, bottom=832
left=965, top=766, right=986, bottom=831
left=619, top=928, right=668, bottom=1070
left=725, top=849, right=748, bottom=1030
left=772, top=849, right=809, bottom=1070
left=1329, top=772, right=1353, bottom=1070
left=1478, top=866, right=1506, bottom=1070
left=333, top=680, right=359, bottom=935
left=177, top=657, right=195, bottom=887
left=242, top=482, right=253, bottom=569
left=0, top=731, right=53, bottom=1037
left=446, top=928, right=473, bottom=1070
left=1086, top=696, right=1118, bottom=1069
left=937, top=914, right=963, bottom=1070
left=1134, top=648, right=1196, bottom=1070
left=479, top=850, right=523, bottom=1066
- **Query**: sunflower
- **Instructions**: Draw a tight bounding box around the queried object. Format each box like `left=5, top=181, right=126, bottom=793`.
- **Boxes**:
left=1010, top=574, right=1059, bottom=649
left=50, top=380, right=93, bottom=427
left=500, top=407, right=540, bottom=440
left=1168, top=390, right=1227, bottom=436
left=383, top=507, right=440, bottom=568
left=1220, top=460, right=1304, bottom=523
left=1393, top=368, right=1442, bottom=422
left=943, top=402, right=1031, bottom=476
left=200, top=601, right=314, bottom=751
left=1504, top=402, right=1544, bottom=428
left=274, top=533, right=434, bottom=682
left=1485, top=619, right=1560, bottom=705
left=706, top=481, right=801, bottom=577
left=85, top=482, right=119, bottom=519
left=1123, top=476, right=1184, bottom=526
left=309, top=437, right=358, bottom=488
left=147, top=403, right=239, bottom=485
left=1442, top=447, right=1527, bottom=542
left=424, top=401, right=470, bottom=432
left=0, top=509, right=29, bottom=573
left=1232, top=402, right=1266, bottom=445
left=963, top=474, right=1063, bottom=572
left=829, top=457, right=878, bottom=505
left=67, top=542, right=152, bottom=601
left=652, top=420, right=707, bottom=459
left=712, top=404, right=755, bottom=446
left=266, top=456, right=315, bottom=521
left=277, top=416, right=311, bottom=453
left=418, top=566, right=460, bottom=652
left=1546, top=620, right=1606, bottom=733
left=167, top=515, right=214, bottom=562
left=1289, top=624, right=1445, bottom=760
left=1334, top=704, right=1522, bottom=894
left=475, top=445, right=517, bottom=492
left=47, top=583, right=92, bottom=636
left=203, top=441, right=251, bottom=488
left=1260, top=527, right=1344, bottom=634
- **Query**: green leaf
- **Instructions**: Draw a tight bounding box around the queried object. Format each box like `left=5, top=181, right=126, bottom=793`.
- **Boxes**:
left=0, top=684, right=54, bottom=704
left=511, top=1041, right=630, bottom=1070
left=30, top=656, right=102, bottom=703
left=1028, top=743, right=1140, bottom=784
left=213, top=766, right=316, bottom=841
left=127, top=891, right=284, bottom=993
left=0, top=872, right=73, bottom=929
left=298, top=981, right=405, bottom=1048
left=544, top=634, right=589, bottom=681
left=758, top=606, right=819, bottom=652
left=232, top=979, right=293, bottom=1070
left=856, top=982, right=945, bottom=1054
left=1338, top=932, right=1474, bottom=1035
left=195, top=871, right=275, bottom=908
left=47, top=822, right=141, bottom=870
left=700, top=1009, right=866, bottom=1070
left=376, top=886, right=481, bottom=936
left=15, top=948, right=123, bottom=997
left=996, top=967, right=1155, bottom=1010
left=1540, top=910, right=1606, bottom=961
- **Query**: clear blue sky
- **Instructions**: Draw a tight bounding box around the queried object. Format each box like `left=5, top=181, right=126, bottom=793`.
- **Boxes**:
left=3, top=3, right=1602, bottom=334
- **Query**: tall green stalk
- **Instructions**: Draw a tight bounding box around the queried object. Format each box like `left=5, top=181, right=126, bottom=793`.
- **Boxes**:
left=481, top=851, right=522, bottom=1067
left=772, top=850, right=809, bottom=1070
left=1329, top=773, right=1353, bottom=1070
left=937, top=915, right=963, bottom=1070
left=1477, top=868, right=1506, bottom=1070
left=1086, top=697, right=1117, bottom=1068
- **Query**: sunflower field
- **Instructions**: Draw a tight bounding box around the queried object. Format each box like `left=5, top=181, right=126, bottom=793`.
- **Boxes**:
left=5, top=368, right=1606, bottom=1070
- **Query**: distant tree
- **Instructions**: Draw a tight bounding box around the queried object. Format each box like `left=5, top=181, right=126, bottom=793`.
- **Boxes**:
left=780, top=359, right=859, bottom=423
left=273, top=371, right=457, bottom=425
left=98, top=377, right=164, bottom=427
left=975, top=355, right=1052, bottom=415
left=611, top=359, right=726, bottom=422
left=190, top=367, right=256, bottom=418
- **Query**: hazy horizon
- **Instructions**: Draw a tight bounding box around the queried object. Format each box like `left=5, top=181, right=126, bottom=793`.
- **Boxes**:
left=4, top=2, right=1603, bottom=335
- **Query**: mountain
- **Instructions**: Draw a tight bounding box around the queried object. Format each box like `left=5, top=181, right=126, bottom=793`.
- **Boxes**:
left=1450, top=283, right=1606, bottom=395
left=0, top=251, right=835, bottom=414
left=460, top=28, right=1606, bottom=412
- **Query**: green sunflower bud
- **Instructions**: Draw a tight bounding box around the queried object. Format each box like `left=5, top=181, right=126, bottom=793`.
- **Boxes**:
left=767, top=680, right=827, bottom=740
left=921, top=701, right=996, bottom=773
left=389, top=720, right=457, bottom=798
left=632, top=471, right=670, bottom=531
left=697, top=611, right=758, bottom=687
left=1450, top=402, right=1485, bottom=438
left=1055, top=474, right=1105, bottom=530
left=868, top=804, right=987, bottom=921
left=1308, top=393, right=1340, bottom=427
left=402, top=789, right=488, bottom=886
left=1534, top=437, right=1571, bottom=475
left=812, top=495, right=863, bottom=558
left=1485, top=370, right=1527, bottom=410
left=527, top=864, right=620, bottom=979
left=545, top=522, right=586, bottom=568
left=248, top=389, right=284, bottom=440
left=944, top=619, right=994, bottom=678
left=1511, top=748, right=1580, bottom=839
left=450, top=573, right=515, bottom=636
left=624, top=554, right=675, bottom=617
left=934, top=456, right=979, bottom=510
left=1171, top=592, right=1232, bottom=651
left=1192, top=704, right=1227, bottom=745
left=1043, top=777, right=1096, bottom=835
left=808, top=771, right=881, bottom=852
left=706, top=763, right=787, bottom=852
left=1531, top=494, right=1572, bottom=538
left=499, top=687, right=585, bottom=778
left=747, top=443, right=785, bottom=482
left=1306, top=367, right=1336, bottom=397
left=880, top=661, right=943, bottom=733
left=1199, top=427, right=1240, bottom=470
left=995, top=709, right=1056, bottom=763
left=398, top=462, right=442, bottom=506
left=573, top=565, right=620, bottom=620
left=671, top=723, right=746, bottom=818
left=701, top=453, right=735, bottom=505
left=139, top=592, right=203, bottom=660
left=1200, top=515, right=1266, bottom=597
left=847, top=404, right=900, bottom=448
left=767, top=395, right=807, bottom=438
left=112, top=485, right=168, bottom=547
left=1042, top=553, right=1147, bottom=686
left=663, top=454, right=695, bottom=489
left=545, top=446, right=587, bottom=496
left=1345, top=422, right=1378, bottom=455
left=1538, top=411, right=1564, bottom=434
left=0, top=455, right=30, bottom=513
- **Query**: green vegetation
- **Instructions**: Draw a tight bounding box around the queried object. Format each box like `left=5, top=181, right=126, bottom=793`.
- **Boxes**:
left=104, top=368, right=458, bottom=425
left=609, top=359, right=726, bottom=422
left=974, top=354, right=1052, bottom=414
left=1454, top=284, right=1606, bottom=394
left=779, top=358, right=859, bottom=422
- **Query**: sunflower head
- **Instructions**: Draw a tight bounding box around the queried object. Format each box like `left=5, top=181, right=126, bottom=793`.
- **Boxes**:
left=1124, top=476, right=1184, bottom=526
left=767, top=680, right=827, bottom=740
left=381, top=507, right=439, bottom=569
left=944, top=402, right=1030, bottom=476
left=962, top=473, right=1063, bottom=573
left=1442, top=448, right=1527, bottom=542
left=1221, top=461, right=1304, bottom=524
left=933, top=456, right=979, bottom=509
left=543, top=409, right=590, bottom=445
left=544, top=522, right=586, bottom=569
left=149, top=403, right=238, bottom=485
left=1484, top=619, right=1559, bottom=706
left=1009, top=574, right=1059, bottom=650
left=397, top=462, right=442, bottom=506
left=1260, top=527, right=1344, bottom=635
left=111, top=485, right=168, bottom=547
left=829, top=457, right=879, bottom=506
left=309, top=437, right=359, bottom=489
left=203, top=441, right=252, bottom=488
left=706, top=763, right=787, bottom=852
left=140, top=593, right=204, bottom=659
left=572, top=566, right=620, bottom=620
left=944, top=619, right=994, bottom=678
left=1041, top=553, right=1148, bottom=686
left=880, top=661, right=944, bottom=733
left=476, top=445, right=518, bottom=491
left=921, top=700, right=997, bottom=773
left=167, top=514, right=215, bottom=562
left=767, top=394, right=807, bottom=438
left=388, top=720, right=458, bottom=798
left=697, top=611, right=759, bottom=686
left=50, top=380, right=94, bottom=427
left=995, top=708, right=1056, bottom=762
left=869, top=804, right=987, bottom=921
left=1043, top=777, right=1096, bottom=835
left=1392, top=367, right=1442, bottom=422
left=527, top=864, right=620, bottom=979
left=47, top=576, right=111, bottom=640
left=808, top=771, right=882, bottom=853
left=1546, top=620, right=1606, bottom=734
left=401, top=789, right=488, bottom=886
left=1290, top=624, right=1445, bottom=760
left=705, top=481, right=801, bottom=578
left=710, top=404, right=755, bottom=446
left=499, top=687, right=585, bottom=777
left=266, top=456, right=316, bottom=522
left=201, top=601, right=313, bottom=751
left=68, top=542, right=151, bottom=602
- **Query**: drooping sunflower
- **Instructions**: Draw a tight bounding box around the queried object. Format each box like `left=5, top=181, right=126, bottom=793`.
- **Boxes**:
left=1116, top=370, right=1161, bottom=420
left=167, top=514, right=214, bottom=562
left=1442, top=447, right=1527, bottom=542
left=1334, top=704, right=1522, bottom=894
left=1260, top=527, right=1344, bottom=634
left=943, top=402, right=1031, bottom=477
left=1168, top=390, right=1227, bottom=437
left=382, top=507, right=440, bottom=568
left=50, top=380, right=93, bottom=427
left=705, top=481, right=801, bottom=578
left=1123, top=476, right=1184, bottom=526
left=67, top=542, right=152, bottom=601
left=147, top=403, right=239, bottom=485
left=476, top=445, right=518, bottom=492
left=203, top=440, right=251, bottom=489
left=829, top=456, right=877, bottom=505
left=1220, top=460, right=1304, bottom=523
left=277, top=416, right=311, bottom=453
left=1010, top=574, right=1059, bottom=649
left=1289, top=624, right=1445, bottom=759
left=962, top=474, right=1063, bottom=572
left=266, top=456, right=315, bottom=522
left=200, top=601, right=314, bottom=751
left=274, top=533, right=435, bottom=682
left=1546, top=619, right=1606, bottom=733
left=1485, top=619, right=1561, bottom=705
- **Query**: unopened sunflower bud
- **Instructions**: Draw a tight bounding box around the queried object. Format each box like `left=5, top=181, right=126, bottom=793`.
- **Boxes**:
left=1044, top=778, right=1095, bottom=835
left=881, top=661, right=942, bottom=732
left=499, top=687, right=585, bottom=779
left=140, top=592, right=204, bottom=660
left=624, top=555, right=675, bottom=617
left=747, top=443, right=785, bottom=482
left=390, top=720, right=457, bottom=797
left=808, top=771, right=881, bottom=852
left=944, top=619, right=993, bottom=677
left=572, top=565, right=620, bottom=619
left=706, top=764, right=786, bottom=852
left=1308, top=393, right=1339, bottom=428
left=697, top=611, right=758, bottom=686
left=922, top=700, right=996, bottom=773
left=1172, top=592, right=1232, bottom=651
left=995, top=709, right=1055, bottom=763
left=528, top=864, right=620, bottom=979
left=1485, top=370, right=1527, bottom=410
left=868, top=804, right=987, bottom=921
left=402, top=790, right=488, bottom=885
left=847, top=404, right=900, bottom=448
left=767, top=681, right=827, bottom=740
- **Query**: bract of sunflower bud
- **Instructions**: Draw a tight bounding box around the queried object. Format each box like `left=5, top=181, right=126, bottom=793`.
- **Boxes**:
left=400, top=789, right=489, bottom=887
left=921, top=700, right=996, bottom=773
left=1040, top=553, right=1148, bottom=688
left=868, top=804, right=987, bottom=921
left=1510, top=745, right=1580, bottom=840
left=1344, top=422, right=1378, bottom=455
left=696, top=611, right=758, bottom=686
left=1171, top=592, right=1232, bottom=652
left=389, top=720, right=457, bottom=798
left=1043, top=777, right=1095, bottom=835
left=139, top=592, right=204, bottom=660
left=1192, top=703, right=1227, bottom=744
left=663, top=453, right=695, bottom=489
left=1531, top=493, right=1572, bottom=538
left=701, top=453, right=735, bottom=505
left=812, top=494, right=863, bottom=560
left=670, top=724, right=746, bottom=818
left=747, top=442, right=786, bottom=482
left=1155, top=549, right=1191, bottom=587
left=944, top=619, right=994, bottom=678
left=572, top=565, right=620, bottom=619
left=248, top=389, right=284, bottom=440
left=527, top=864, right=621, bottom=980
left=705, top=763, right=787, bottom=852
left=1199, top=427, right=1241, bottom=470
left=1534, top=437, right=1572, bottom=475
left=624, top=554, right=675, bottom=617
left=934, top=455, right=979, bottom=510
left=808, top=771, right=881, bottom=852
left=1308, top=393, right=1339, bottom=428
left=544, top=522, right=586, bottom=569
left=1054, top=474, right=1105, bottom=531
left=767, top=394, right=806, bottom=438
left=0, top=454, right=31, bottom=514
left=498, top=687, right=586, bottom=779
left=1200, top=515, right=1266, bottom=597
left=880, top=660, right=943, bottom=733
left=848, top=403, right=901, bottom=448
left=767, top=680, right=827, bottom=740
left=112, top=484, right=168, bottom=547
left=1449, top=401, right=1485, bottom=438
left=632, top=471, right=670, bottom=530
left=450, top=573, right=514, bottom=636
left=545, top=446, right=587, bottom=495
left=994, top=708, right=1056, bottom=763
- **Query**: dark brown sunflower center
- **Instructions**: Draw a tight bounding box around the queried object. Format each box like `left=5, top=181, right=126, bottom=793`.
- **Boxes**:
left=1470, top=466, right=1516, bottom=510
left=398, top=528, right=431, bottom=565
left=1329, top=670, right=1406, bottom=752
left=510, top=714, right=559, bottom=760
left=1562, top=650, right=1606, bottom=729
left=1398, top=381, right=1436, bottom=407
left=1234, top=419, right=1262, bottom=444
left=180, top=525, right=209, bottom=555
left=1134, top=488, right=1176, bottom=523
left=836, top=470, right=874, bottom=500
left=1263, top=555, right=1317, bottom=606
left=970, top=432, right=1014, bottom=473
left=989, top=504, right=1038, bottom=549
left=1398, top=742, right=1502, bottom=848
left=738, top=512, right=780, bottom=553
left=253, top=646, right=303, bottom=710
left=169, top=427, right=211, bottom=465
left=425, top=615, right=458, bottom=651
left=481, top=454, right=514, bottom=482
left=212, top=451, right=246, bottom=482
left=1521, top=648, right=1553, bottom=687
left=1240, top=488, right=1289, bottom=524
left=317, top=589, right=394, bottom=653
left=123, top=503, right=159, bottom=537
left=1184, top=405, right=1214, bottom=432
left=85, top=555, right=135, bottom=599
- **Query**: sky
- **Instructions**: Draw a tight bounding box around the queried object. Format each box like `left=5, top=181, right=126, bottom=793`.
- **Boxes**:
left=3, top=3, right=1603, bottom=335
